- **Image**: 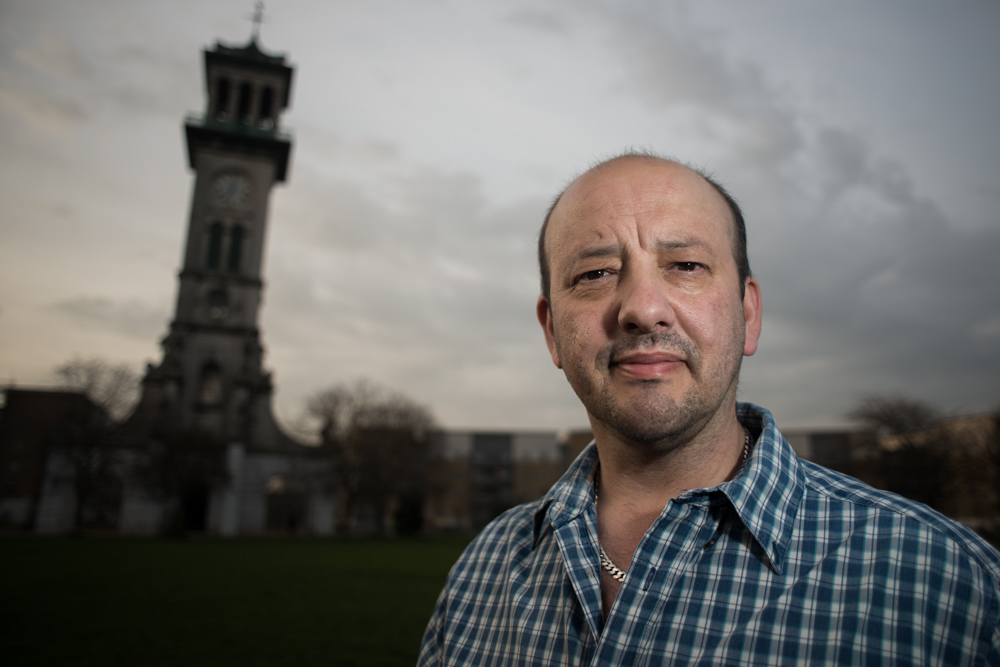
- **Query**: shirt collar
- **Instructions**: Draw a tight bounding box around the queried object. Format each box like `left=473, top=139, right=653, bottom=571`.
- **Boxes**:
left=533, top=403, right=805, bottom=574
left=534, top=441, right=599, bottom=543
left=719, top=402, right=805, bottom=574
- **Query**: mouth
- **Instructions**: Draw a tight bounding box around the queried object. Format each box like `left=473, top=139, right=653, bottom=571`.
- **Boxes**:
left=610, top=351, right=687, bottom=380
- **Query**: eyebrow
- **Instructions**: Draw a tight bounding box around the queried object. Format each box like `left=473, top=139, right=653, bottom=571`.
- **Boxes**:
left=656, top=238, right=716, bottom=256
left=568, top=237, right=716, bottom=265
left=569, top=244, right=620, bottom=264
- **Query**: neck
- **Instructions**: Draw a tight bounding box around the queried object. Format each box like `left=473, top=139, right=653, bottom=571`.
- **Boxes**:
left=590, top=410, right=746, bottom=513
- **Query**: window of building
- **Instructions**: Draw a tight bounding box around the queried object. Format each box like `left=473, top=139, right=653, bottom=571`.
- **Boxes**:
left=237, top=81, right=253, bottom=123
left=227, top=225, right=244, bottom=273
left=206, top=222, right=224, bottom=269
left=198, top=363, right=223, bottom=406
left=214, top=77, right=231, bottom=120
left=258, top=86, right=275, bottom=128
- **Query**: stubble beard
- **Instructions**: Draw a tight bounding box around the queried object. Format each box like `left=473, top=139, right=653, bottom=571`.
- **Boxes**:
left=561, top=327, right=745, bottom=452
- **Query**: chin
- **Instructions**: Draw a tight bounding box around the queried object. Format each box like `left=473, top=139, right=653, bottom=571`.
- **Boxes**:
left=590, top=388, right=709, bottom=448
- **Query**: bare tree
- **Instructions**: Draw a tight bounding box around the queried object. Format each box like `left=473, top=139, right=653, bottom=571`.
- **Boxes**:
left=46, top=357, right=139, bottom=532
left=847, top=394, right=940, bottom=437
left=54, top=356, right=139, bottom=422
left=46, top=397, right=121, bottom=531
left=846, top=394, right=945, bottom=510
left=304, top=379, right=437, bottom=535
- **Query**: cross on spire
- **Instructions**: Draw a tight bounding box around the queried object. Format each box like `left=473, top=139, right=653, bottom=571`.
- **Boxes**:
left=247, top=1, right=267, bottom=43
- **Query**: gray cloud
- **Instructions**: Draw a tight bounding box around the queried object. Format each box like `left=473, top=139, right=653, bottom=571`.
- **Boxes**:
left=504, top=8, right=571, bottom=35
left=547, top=1, right=1000, bottom=421
left=52, top=297, right=168, bottom=341
left=2, top=0, right=997, bottom=432
left=740, top=123, right=1000, bottom=420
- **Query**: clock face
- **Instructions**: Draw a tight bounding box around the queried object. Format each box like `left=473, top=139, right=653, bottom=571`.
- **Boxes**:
left=212, top=173, right=251, bottom=207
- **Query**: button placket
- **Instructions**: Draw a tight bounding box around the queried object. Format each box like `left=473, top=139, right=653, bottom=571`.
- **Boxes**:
left=600, top=502, right=715, bottom=665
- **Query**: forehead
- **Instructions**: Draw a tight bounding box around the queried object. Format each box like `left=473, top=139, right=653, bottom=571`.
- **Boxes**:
left=546, top=159, right=733, bottom=261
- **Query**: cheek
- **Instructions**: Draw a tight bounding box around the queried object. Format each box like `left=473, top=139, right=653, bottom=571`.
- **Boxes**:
left=553, top=307, right=609, bottom=360
left=676, top=295, right=744, bottom=349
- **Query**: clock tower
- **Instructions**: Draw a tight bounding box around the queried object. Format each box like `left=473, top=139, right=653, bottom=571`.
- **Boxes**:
left=123, top=24, right=315, bottom=537
left=54, top=10, right=337, bottom=538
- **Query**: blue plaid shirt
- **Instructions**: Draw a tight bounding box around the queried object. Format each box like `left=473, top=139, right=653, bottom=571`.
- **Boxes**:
left=420, top=403, right=1000, bottom=665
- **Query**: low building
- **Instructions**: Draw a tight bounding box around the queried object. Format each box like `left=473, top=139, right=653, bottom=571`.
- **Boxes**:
left=0, top=388, right=105, bottom=530
left=425, top=429, right=593, bottom=533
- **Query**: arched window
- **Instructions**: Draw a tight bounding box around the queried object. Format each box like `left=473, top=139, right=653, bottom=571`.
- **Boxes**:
left=198, top=362, right=223, bottom=406
left=214, top=77, right=231, bottom=120
left=227, top=225, right=244, bottom=273
left=237, top=82, right=253, bottom=124
left=206, top=222, right=224, bottom=269
left=258, top=87, right=275, bottom=127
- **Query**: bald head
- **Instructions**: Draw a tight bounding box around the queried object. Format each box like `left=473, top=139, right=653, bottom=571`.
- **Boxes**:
left=538, top=154, right=751, bottom=301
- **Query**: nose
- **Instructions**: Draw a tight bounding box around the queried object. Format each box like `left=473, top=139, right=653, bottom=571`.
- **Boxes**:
left=617, top=264, right=676, bottom=334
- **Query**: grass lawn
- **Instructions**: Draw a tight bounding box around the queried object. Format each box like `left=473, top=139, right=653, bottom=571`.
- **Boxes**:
left=0, top=535, right=471, bottom=666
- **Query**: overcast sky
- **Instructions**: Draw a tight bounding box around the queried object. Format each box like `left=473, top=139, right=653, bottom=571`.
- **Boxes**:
left=1, top=0, right=998, bottom=433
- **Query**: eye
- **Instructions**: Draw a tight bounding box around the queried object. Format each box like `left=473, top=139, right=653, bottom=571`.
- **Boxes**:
left=674, top=262, right=702, bottom=272
left=577, top=269, right=612, bottom=283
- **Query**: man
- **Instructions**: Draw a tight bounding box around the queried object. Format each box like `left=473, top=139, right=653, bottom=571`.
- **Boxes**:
left=419, top=153, right=1000, bottom=664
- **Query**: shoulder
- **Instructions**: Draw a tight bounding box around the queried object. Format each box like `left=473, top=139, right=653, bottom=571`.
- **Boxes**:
left=739, top=401, right=1000, bottom=587
left=799, top=457, right=1000, bottom=585
left=419, top=499, right=554, bottom=663
left=447, top=499, right=546, bottom=583
left=420, top=490, right=593, bottom=665
left=448, top=443, right=599, bottom=580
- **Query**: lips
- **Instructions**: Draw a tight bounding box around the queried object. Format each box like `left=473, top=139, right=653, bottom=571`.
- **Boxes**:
left=611, top=350, right=687, bottom=380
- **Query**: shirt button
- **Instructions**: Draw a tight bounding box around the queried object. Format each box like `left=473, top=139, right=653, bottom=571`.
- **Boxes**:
left=703, top=537, right=717, bottom=549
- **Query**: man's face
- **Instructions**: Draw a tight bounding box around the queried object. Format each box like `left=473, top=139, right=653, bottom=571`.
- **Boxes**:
left=536, top=158, right=762, bottom=447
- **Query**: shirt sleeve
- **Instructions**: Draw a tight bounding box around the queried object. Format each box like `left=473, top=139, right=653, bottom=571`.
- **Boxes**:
left=986, top=614, right=1000, bottom=665
left=417, top=587, right=447, bottom=667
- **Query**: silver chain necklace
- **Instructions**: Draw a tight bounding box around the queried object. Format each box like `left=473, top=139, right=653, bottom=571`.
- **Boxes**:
left=596, top=427, right=753, bottom=583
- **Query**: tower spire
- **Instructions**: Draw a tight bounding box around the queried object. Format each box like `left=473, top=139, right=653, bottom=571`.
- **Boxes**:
left=247, top=1, right=266, bottom=43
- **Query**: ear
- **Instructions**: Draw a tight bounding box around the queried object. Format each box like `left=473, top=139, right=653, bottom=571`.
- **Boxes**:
left=742, top=276, right=762, bottom=356
left=536, top=294, right=562, bottom=369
